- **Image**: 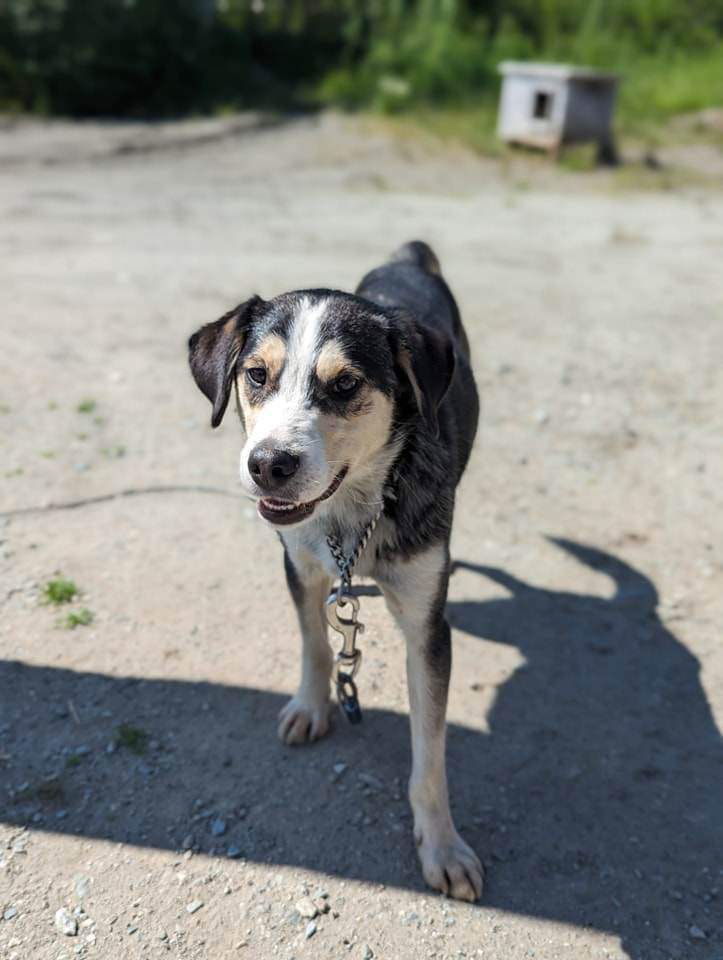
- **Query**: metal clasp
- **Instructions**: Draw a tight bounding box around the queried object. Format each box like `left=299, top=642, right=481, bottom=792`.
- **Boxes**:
left=327, top=590, right=365, bottom=723
left=326, top=591, right=364, bottom=677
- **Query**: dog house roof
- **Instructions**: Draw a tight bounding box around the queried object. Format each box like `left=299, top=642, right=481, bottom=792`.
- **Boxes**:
left=498, top=61, right=617, bottom=83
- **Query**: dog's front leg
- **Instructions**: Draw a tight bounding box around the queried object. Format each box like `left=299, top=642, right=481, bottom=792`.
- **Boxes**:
left=381, top=544, right=483, bottom=902
left=277, top=547, right=334, bottom=745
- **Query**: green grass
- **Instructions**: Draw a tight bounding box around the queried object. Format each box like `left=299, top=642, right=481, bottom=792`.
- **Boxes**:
left=618, top=46, right=723, bottom=137
left=558, top=143, right=598, bottom=172
left=115, top=723, right=148, bottom=755
left=76, top=399, right=96, bottom=414
left=381, top=102, right=502, bottom=156
left=42, top=578, right=78, bottom=605
left=330, top=41, right=723, bottom=162
left=61, top=608, right=94, bottom=630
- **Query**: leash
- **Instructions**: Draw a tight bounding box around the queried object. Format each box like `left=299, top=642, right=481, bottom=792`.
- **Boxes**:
left=325, top=507, right=383, bottom=724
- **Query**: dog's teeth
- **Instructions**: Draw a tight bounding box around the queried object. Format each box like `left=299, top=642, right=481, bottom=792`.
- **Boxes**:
left=263, top=500, right=298, bottom=512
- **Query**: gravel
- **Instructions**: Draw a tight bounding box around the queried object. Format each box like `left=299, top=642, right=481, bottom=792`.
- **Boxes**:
left=295, top=897, right=318, bottom=919
left=54, top=907, right=78, bottom=936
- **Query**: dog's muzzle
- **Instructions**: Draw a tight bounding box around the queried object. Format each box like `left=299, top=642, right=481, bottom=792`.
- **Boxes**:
left=257, top=466, right=348, bottom=526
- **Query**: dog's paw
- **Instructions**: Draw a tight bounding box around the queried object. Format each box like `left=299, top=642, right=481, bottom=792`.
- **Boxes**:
left=416, top=828, right=484, bottom=902
left=277, top=697, right=330, bottom=745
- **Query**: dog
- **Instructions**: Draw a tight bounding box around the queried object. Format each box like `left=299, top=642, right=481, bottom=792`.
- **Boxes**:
left=188, top=241, right=482, bottom=901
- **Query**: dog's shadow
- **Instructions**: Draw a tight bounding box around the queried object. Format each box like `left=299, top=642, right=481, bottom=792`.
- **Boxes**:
left=1, top=538, right=720, bottom=959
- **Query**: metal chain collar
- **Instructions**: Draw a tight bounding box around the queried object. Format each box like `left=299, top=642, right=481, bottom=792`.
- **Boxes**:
left=325, top=505, right=383, bottom=724
left=326, top=506, right=383, bottom=595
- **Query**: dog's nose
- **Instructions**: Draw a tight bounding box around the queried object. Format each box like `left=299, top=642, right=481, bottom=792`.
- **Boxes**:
left=248, top=445, right=300, bottom=492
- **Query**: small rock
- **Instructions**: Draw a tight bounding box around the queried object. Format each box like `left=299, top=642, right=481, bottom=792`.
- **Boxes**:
left=295, top=897, right=318, bottom=919
left=55, top=907, right=78, bottom=936
left=690, top=925, right=706, bottom=940
left=186, top=900, right=203, bottom=915
left=3, top=906, right=18, bottom=920
left=362, top=946, right=374, bottom=959
left=182, top=834, right=194, bottom=850
left=305, top=921, right=317, bottom=939
left=533, top=408, right=550, bottom=426
left=357, top=772, right=383, bottom=790
left=315, top=899, right=330, bottom=914
left=210, top=818, right=226, bottom=837
left=73, top=875, right=91, bottom=901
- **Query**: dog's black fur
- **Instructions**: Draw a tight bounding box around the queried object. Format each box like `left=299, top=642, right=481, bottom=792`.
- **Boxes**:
left=355, top=242, right=479, bottom=557
left=188, top=242, right=483, bottom=900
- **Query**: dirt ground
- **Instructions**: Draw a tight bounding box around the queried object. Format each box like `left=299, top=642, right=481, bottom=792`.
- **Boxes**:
left=1, top=113, right=721, bottom=960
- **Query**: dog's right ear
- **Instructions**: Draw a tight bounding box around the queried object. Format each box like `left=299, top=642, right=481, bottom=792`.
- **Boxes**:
left=188, top=296, right=263, bottom=428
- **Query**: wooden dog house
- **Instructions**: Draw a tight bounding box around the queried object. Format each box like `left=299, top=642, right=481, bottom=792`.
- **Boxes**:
left=497, top=61, right=618, bottom=163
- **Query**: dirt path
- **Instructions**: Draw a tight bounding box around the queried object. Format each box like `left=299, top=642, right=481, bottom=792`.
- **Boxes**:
left=1, top=113, right=721, bottom=960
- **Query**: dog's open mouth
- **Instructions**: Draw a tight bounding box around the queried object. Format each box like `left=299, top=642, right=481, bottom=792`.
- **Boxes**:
left=258, top=466, right=348, bottom=526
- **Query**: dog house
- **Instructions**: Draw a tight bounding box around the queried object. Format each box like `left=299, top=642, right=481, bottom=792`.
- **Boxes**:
left=497, top=61, right=618, bottom=162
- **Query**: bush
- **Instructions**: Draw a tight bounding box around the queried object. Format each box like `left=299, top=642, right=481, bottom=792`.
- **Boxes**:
left=1, top=0, right=723, bottom=121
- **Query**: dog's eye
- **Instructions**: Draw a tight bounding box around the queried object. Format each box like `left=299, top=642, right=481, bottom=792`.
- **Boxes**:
left=246, top=367, right=267, bottom=387
left=333, top=374, right=359, bottom=397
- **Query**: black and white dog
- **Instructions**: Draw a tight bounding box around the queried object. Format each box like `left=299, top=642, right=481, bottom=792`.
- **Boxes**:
left=188, top=242, right=482, bottom=901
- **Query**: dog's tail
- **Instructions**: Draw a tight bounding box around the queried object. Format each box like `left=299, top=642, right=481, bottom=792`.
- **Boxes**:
left=390, top=240, right=441, bottom=276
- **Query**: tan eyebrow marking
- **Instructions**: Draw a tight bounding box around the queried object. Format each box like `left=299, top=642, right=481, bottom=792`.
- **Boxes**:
left=245, top=333, right=287, bottom=381
left=316, top=340, right=360, bottom=383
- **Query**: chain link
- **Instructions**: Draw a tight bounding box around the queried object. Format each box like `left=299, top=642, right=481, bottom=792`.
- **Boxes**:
left=326, top=506, right=382, bottom=594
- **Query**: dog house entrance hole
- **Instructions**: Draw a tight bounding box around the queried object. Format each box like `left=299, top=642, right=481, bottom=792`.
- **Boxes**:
left=532, top=90, right=553, bottom=119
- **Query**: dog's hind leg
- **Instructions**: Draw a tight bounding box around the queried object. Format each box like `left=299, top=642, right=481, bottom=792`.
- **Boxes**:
left=278, top=547, right=334, bottom=745
left=379, top=543, right=483, bottom=902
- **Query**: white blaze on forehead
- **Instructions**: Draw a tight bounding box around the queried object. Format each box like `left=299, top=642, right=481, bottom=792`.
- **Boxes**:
left=243, top=296, right=329, bottom=455
left=282, top=297, right=328, bottom=403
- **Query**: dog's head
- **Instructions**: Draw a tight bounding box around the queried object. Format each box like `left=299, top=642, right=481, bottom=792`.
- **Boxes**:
left=188, top=290, right=454, bottom=527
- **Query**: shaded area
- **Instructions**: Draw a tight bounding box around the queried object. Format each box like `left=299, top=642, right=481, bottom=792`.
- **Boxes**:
left=1, top=540, right=720, bottom=959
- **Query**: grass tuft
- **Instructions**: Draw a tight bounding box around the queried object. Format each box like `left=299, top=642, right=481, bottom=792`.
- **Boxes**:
left=61, top=608, right=94, bottom=630
left=42, top=578, right=78, bottom=606
left=115, top=723, right=148, bottom=755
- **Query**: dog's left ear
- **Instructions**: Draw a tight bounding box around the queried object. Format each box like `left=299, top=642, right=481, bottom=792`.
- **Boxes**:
left=393, top=321, right=456, bottom=435
left=188, top=296, right=263, bottom=427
